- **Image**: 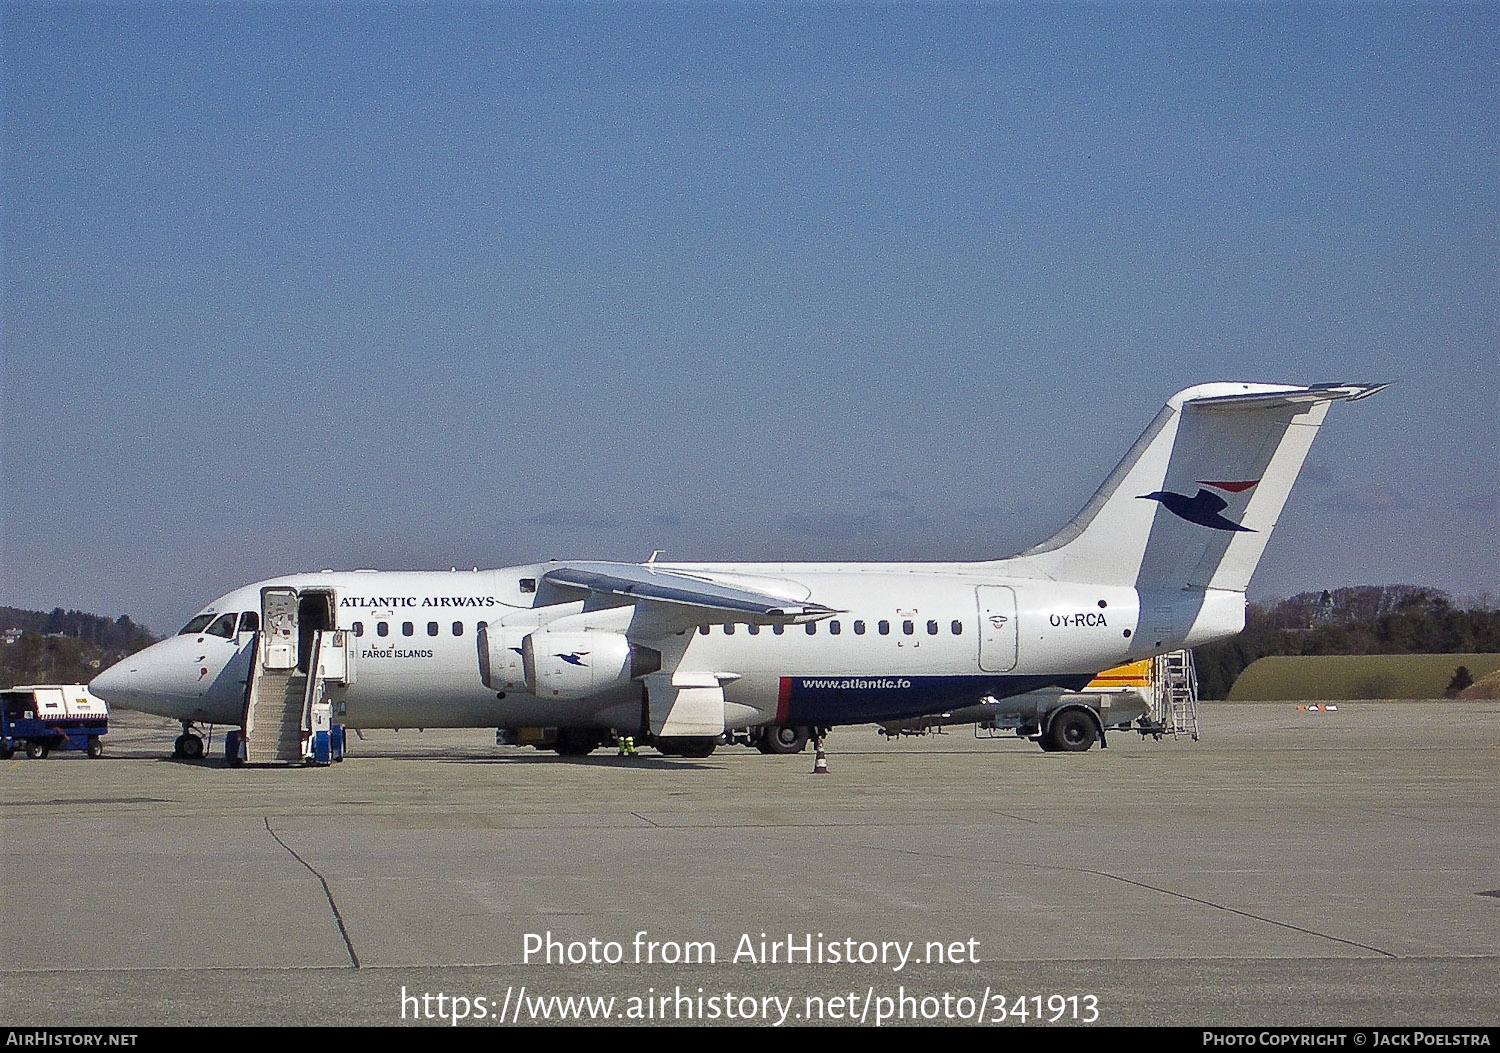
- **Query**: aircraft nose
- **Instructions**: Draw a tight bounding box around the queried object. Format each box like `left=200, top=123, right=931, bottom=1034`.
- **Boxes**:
left=90, top=653, right=148, bottom=708
left=91, top=642, right=187, bottom=711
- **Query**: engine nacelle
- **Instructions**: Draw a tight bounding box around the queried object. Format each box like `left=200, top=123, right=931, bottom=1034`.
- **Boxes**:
left=522, top=630, right=659, bottom=699
left=477, top=623, right=529, bottom=692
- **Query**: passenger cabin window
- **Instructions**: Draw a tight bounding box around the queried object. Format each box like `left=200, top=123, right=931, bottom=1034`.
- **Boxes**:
left=854, top=620, right=866, bottom=635
left=747, top=624, right=760, bottom=635
left=878, top=620, right=890, bottom=635
left=352, top=622, right=364, bottom=637
left=927, top=619, right=939, bottom=635
left=205, top=613, right=238, bottom=639
left=724, top=624, right=735, bottom=635
left=452, top=622, right=463, bottom=636
left=377, top=622, right=389, bottom=637
left=427, top=621, right=439, bottom=637
left=179, top=614, right=215, bottom=635
left=238, top=611, right=259, bottom=634
left=951, top=620, right=963, bottom=635
left=805, top=622, right=817, bottom=635
left=772, top=625, right=785, bottom=635
left=699, top=626, right=710, bottom=635
left=519, top=578, right=537, bottom=594
left=903, top=620, right=915, bottom=635
left=402, top=621, right=414, bottom=637
left=829, top=620, right=841, bottom=635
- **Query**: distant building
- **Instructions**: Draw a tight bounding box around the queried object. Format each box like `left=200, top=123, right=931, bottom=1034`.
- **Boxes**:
left=2, top=628, right=21, bottom=646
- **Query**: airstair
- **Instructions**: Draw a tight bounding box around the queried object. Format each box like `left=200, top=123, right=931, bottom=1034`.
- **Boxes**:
left=1148, top=649, right=1200, bottom=740
left=234, top=586, right=349, bottom=766
left=241, top=634, right=329, bottom=763
left=241, top=639, right=307, bottom=763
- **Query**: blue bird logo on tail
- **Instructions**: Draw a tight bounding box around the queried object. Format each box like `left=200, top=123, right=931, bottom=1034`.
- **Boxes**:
left=1139, top=480, right=1259, bottom=532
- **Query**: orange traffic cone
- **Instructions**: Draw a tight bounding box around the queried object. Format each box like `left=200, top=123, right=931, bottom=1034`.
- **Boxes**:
left=812, top=744, right=828, bottom=774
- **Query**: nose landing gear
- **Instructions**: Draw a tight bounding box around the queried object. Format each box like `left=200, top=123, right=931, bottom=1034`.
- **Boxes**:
left=173, top=723, right=207, bottom=760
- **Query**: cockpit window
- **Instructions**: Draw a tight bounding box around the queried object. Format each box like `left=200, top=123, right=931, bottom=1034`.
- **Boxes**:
left=179, top=614, right=215, bottom=635
left=238, top=611, right=259, bottom=634
left=205, top=613, right=238, bottom=639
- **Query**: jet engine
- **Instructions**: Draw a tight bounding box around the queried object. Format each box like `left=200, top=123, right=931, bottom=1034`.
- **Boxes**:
left=521, top=630, right=660, bottom=699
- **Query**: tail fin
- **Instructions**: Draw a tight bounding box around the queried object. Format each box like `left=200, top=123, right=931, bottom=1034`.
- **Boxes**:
left=1012, top=382, right=1385, bottom=592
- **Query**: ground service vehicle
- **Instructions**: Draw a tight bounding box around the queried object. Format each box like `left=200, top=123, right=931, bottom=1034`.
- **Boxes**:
left=1, top=685, right=109, bottom=759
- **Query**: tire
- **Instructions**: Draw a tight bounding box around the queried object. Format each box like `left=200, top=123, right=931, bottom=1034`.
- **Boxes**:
left=180, top=734, right=204, bottom=760
left=761, top=725, right=809, bottom=755
left=1044, top=709, right=1099, bottom=753
left=553, top=729, right=596, bottom=756
left=87, top=737, right=104, bottom=759
left=0, top=746, right=13, bottom=760
left=25, top=741, right=47, bottom=759
left=657, top=736, right=716, bottom=758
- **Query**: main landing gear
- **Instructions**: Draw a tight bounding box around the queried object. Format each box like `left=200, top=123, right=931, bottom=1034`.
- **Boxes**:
left=756, top=724, right=811, bottom=755
left=654, top=736, right=718, bottom=759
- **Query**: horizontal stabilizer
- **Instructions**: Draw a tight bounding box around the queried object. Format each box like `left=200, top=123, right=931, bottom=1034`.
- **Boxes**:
left=1189, top=382, right=1389, bottom=409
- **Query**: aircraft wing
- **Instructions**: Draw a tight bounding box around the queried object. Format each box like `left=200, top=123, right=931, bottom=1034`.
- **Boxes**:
left=541, top=561, right=836, bottom=622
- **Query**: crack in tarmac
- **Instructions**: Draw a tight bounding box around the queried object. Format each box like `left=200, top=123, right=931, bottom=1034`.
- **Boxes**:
left=263, top=817, right=362, bottom=969
left=811, top=835, right=1399, bottom=959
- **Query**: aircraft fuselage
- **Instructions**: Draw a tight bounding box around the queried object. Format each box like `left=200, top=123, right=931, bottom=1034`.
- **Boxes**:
left=93, top=563, right=1237, bottom=733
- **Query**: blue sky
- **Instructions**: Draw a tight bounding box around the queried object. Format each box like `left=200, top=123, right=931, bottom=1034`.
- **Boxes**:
left=3, top=2, right=1496, bottom=634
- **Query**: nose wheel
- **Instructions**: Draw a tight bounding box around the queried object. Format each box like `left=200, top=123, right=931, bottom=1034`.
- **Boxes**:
left=173, top=725, right=206, bottom=760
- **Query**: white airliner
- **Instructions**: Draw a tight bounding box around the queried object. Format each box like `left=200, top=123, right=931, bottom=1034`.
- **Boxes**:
left=90, top=382, right=1383, bottom=761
